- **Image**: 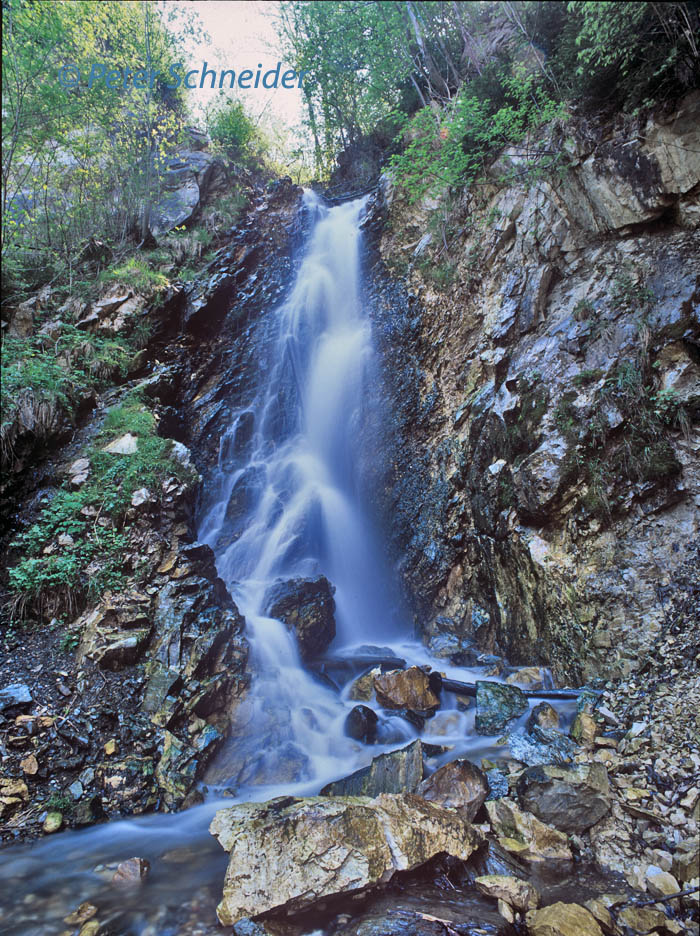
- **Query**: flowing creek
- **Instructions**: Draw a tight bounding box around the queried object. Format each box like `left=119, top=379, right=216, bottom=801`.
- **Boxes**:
left=1, top=194, right=582, bottom=935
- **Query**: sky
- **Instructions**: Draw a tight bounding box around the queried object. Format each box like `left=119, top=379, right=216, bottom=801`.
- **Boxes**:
left=160, top=1, right=305, bottom=132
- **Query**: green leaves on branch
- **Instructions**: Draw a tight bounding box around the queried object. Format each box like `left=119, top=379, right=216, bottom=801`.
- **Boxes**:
left=389, top=70, right=566, bottom=203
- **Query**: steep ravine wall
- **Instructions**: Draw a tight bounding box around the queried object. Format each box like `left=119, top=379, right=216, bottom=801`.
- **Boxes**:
left=367, top=92, right=700, bottom=685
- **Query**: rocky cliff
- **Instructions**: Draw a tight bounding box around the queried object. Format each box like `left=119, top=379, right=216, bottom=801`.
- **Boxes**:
left=368, top=91, right=700, bottom=684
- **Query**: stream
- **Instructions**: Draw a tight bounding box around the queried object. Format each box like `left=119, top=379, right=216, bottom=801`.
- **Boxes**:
left=1, top=193, right=580, bottom=935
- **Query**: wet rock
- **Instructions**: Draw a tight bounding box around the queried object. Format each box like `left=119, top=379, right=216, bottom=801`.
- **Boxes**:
left=373, top=667, right=439, bottom=715
left=320, top=740, right=423, bottom=797
left=112, top=857, right=151, bottom=885
left=348, top=667, right=381, bottom=701
left=64, top=902, right=98, bottom=926
left=527, top=702, right=560, bottom=733
left=525, top=902, right=603, bottom=936
left=344, top=705, right=378, bottom=743
left=265, top=576, right=336, bottom=660
left=475, top=682, right=528, bottom=735
left=416, top=759, right=489, bottom=821
left=0, top=683, right=32, bottom=711
left=210, top=792, right=482, bottom=925
left=475, top=874, right=540, bottom=911
left=516, top=763, right=610, bottom=833
left=43, top=811, right=63, bottom=833
left=507, top=726, right=577, bottom=767
left=485, top=798, right=572, bottom=862
left=505, top=667, right=545, bottom=689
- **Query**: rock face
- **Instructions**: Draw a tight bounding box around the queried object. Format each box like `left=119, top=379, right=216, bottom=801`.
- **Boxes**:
left=475, top=681, right=528, bottom=734
left=516, top=763, right=611, bottom=833
left=320, top=740, right=424, bottom=797
left=210, top=793, right=483, bottom=925
left=416, top=758, right=489, bottom=821
left=264, top=576, right=336, bottom=660
left=373, top=667, right=440, bottom=715
left=371, top=90, right=700, bottom=683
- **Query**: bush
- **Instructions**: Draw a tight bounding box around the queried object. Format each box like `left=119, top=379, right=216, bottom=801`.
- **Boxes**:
left=207, top=97, right=258, bottom=160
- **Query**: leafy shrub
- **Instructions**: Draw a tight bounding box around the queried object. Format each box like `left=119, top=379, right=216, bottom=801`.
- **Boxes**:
left=207, top=97, right=257, bottom=160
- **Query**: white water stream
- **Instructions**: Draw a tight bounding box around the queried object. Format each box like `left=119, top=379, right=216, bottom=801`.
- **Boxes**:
left=0, top=193, right=574, bottom=935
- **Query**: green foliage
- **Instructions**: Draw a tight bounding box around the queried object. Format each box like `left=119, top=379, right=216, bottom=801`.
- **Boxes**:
left=7, top=393, right=195, bottom=621
left=2, top=0, right=199, bottom=297
left=100, top=257, right=169, bottom=293
left=390, top=69, right=565, bottom=203
left=207, top=97, right=258, bottom=161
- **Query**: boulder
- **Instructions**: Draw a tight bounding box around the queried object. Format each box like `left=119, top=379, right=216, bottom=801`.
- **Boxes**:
left=373, top=667, right=440, bottom=715
left=516, top=763, right=611, bottom=833
left=321, top=740, right=424, bottom=797
left=526, top=902, right=603, bottom=936
left=505, top=667, right=545, bottom=689
left=485, top=798, right=572, bottom=862
left=344, top=705, right=379, bottom=743
left=416, top=759, right=489, bottom=821
left=210, top=792, right=482, bottom=925
left=527, top=702, right=560, bottom=733
left=475, top=874, right=540, bottom=911
left=348, top=667, right=381, bottom=701
left=265, top=576, right=336, bottom=660
left=475, top=681, right=528, bottom=734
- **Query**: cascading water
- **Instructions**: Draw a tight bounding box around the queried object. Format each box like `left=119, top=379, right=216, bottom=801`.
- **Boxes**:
left=198, top=192, right=411, bottom=795
left=0, top=191, right=575, bottom=936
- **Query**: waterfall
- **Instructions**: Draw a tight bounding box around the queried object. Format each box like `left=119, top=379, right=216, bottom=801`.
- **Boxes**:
left=198, top=192, right=408, bottom=796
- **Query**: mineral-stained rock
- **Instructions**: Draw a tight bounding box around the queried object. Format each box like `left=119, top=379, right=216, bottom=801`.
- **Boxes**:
left=76, top=593, right=152, bottom=670
left=344, top=705, right=379, bottom=743
left=373, top=667, right=439, bottom=715
left=526, top=902, right=603, bottom=936
left=475, top=874, right=540, bottom=910
left=527, top=702, right=560, bottom=733
left=321, top=740, right=423, bottom=797
left=485, top=798, right=572, bottom=862
left=475, top=681, right=528, bottom=734
left=348, top=667, right=381, bottom=701
left=264, top=576, right=336, bottom=660
left=516, top=763, right=611, bottom=833
left=416, top=758, right=489, bottom=821
left=210, top=793, right=482, bottom=925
